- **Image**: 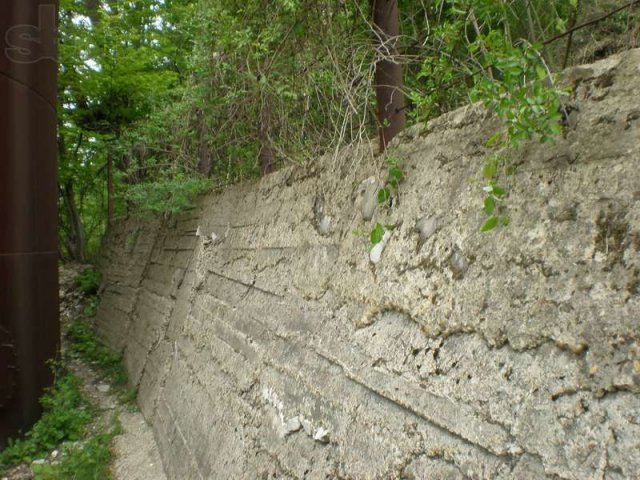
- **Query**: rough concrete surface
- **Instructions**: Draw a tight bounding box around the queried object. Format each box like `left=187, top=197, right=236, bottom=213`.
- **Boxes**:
left=96, top=49, right=640, bottom=479
left=58, top=265, right=167, bottom=480
left=71, top=363, right=167, bottom=480
left=112, top=410, right=167, bottom=480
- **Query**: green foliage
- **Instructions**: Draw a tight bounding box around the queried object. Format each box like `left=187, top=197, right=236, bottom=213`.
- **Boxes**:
left=405, top=0, right=571, bottom=232
left=122, top=174, right=211, bottom=215
left=406, top=18, right=469, bottom=119
left=167, top=0, right=372, bottom=174
left=471, top=39, right=564, bottom=232
left=0, top=372, right=92, bottom=471
left=479, top=154, right=512, bottom=231
left=470, top=39, right=563, bottom=146
left=68, top=265, right=136, bottom=402
left=76, top=268, right=102, bottom=296
left=31, top=429, right=116, bottom=480
left=56, top=0, right=634, bottom=250
left=370, top=223, right=386, bottom=245
left=83, top=296, right=100, bottom=317
left=377, top=188, right=391, bottom=205
left=403, top=0, right=581, bottom=90
left=58, top=0, right=196, bottom=259
left=0, top=270, right=135, bottom=477
left=370, top=158, right=403, bottom=246
left=0, top=365, right=121, bottom=478
left=57, top=0, right=376, bottom=255
left=66, top=320, right=131, bottom=394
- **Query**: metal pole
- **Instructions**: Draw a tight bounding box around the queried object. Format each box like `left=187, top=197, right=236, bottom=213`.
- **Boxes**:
left=0, top=1, right=60, bottom=447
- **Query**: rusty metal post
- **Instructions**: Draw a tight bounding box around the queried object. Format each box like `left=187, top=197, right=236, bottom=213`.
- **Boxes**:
left=0, top=1, right=60, bottom=447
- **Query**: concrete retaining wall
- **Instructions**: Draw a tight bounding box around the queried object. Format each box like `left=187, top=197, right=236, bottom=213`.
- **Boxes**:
left=96, top=50, right=640, bottom=479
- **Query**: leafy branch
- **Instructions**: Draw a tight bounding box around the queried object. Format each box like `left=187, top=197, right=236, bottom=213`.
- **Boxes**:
left=370, top=157, right=403, bottom=246
left=470, top=38, right=564, bottom=232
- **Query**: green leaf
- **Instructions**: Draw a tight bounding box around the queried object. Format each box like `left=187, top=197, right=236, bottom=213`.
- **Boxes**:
left=483, top=160, right=498, bottom=180
left=486, top=132, right=503, bottom=147
left=550, top=122, right=562, bottom=135
left=388, top=167, right=403, bottom=183
left=481, top=217, right=499, bottom=232
left=499, top=215, right=510, bottom=226
left=293, top=23, right=305, bottom=36
left=377, top=188, right=391, bottom=204
left=370, top=223, right=385, bottom=245
left=484, top=196, right=496, bottom=215
left=536, top=65, right=547, bottom=80
left=492, top=186, right=507, bottom=196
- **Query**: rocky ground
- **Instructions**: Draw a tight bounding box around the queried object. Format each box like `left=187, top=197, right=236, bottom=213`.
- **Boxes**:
left=1, top=265, right=166, bottom=480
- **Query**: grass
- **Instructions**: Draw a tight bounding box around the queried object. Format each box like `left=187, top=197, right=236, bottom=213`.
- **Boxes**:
left=65, top=312, right=137, bottom=405
left=31, top=417, right=121, bottom=480
left=66, top=266, right=140, bottom=405
left=0, top=267, right=137, bottom=478
left=0, top=370, right=93, bottom=471
left=76, top=268, right=102, bottom=296
left=0, top=367, right=122, bottom=479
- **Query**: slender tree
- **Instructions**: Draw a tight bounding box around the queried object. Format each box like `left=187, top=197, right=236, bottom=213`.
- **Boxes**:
left=107, top=152, right=114, bottom=226
left=371, top=0, right=406, bottom=152
left=258, top=96, right=274, bottom=176
left=196, top=111, right=212, bottom=177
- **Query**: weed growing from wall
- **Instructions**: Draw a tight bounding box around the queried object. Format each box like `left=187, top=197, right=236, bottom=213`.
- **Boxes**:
left=469, top=39, right=565, bottom=231
left=370, top=156, right=404, bottom=247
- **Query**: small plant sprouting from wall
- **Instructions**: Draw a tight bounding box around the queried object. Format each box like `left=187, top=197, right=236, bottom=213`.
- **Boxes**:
left=370, top=157, right=404, bottom=247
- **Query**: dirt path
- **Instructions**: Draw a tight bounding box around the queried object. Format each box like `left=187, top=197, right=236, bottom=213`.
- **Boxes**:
left=112, top=410, right=166, bottom=480
left=3, top=274, right=167, bottom=480
left=60, top=265, right=167, bottom=480
left=71, top=362, right=167, bottom=480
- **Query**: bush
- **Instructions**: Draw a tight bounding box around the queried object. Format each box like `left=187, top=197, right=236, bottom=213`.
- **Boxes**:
left=122, top=174, right=211, bottom=215
left=32, top=430, right=116, bottom=480
left=0, top=372, right=93, bottom=470
left=76, top=268, right=101, bottom=296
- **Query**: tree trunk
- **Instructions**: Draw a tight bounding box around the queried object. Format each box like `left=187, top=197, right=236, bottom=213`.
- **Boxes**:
left=258, top=98, right=274, bottom=176
left=57, top=121, right=86, bottom=261
left=61, top=181, right=87, bottom=262
left=371, top=0, right=406, bottom=152
left=562, top=1, right=580, bottom=69
left=107, top=152, right=114, bottom=226
left=84, top=0, right=100, bottom=25
left=197, top=112, right=212, bottom=177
